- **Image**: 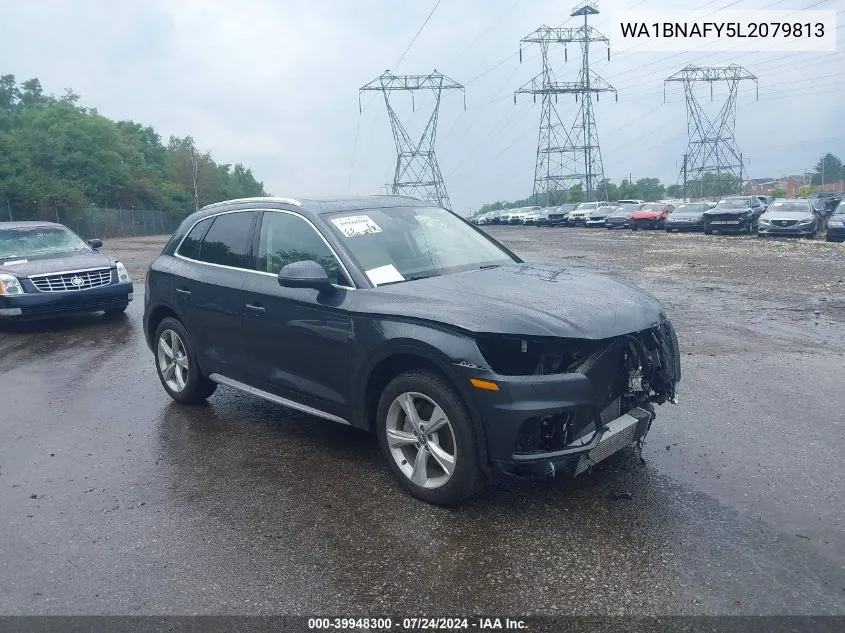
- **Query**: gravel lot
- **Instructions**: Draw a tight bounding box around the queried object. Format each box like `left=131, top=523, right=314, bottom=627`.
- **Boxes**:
left=0, top=227, right=843, bottom=616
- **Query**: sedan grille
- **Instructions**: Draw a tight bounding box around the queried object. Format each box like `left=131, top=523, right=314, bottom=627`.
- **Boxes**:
left=708, top=213, right=742, bottom=222
left=772, top=219, right=798, bottom=227
left=29, top=268, right=113, bottom=292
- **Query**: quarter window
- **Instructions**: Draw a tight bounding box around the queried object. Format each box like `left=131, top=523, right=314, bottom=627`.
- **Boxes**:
left=177, top=217, right=213, bottom=260
left=197, top=212, right=255, bottom=269
left=256, top=212, right=348, bottom=286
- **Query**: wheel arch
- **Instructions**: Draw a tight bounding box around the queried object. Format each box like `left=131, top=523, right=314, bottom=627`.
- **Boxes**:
left=144, top=303, right=180, bottom=349
left=358, top=343, right=491, bottom=471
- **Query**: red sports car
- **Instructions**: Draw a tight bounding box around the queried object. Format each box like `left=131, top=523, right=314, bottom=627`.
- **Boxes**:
left=631, top=203, right=676, bottom=230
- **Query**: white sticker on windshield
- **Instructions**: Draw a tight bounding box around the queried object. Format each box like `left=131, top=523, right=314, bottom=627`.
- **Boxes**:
left=331, top=215, right=382, bottom=238
left=2, top=259, right=27, bottom=266
left=365, top=264, right=405, bottom=286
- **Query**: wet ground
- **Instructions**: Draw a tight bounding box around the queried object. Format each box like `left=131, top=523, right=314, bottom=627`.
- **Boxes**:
left=0, top=229, right=843, bottom=615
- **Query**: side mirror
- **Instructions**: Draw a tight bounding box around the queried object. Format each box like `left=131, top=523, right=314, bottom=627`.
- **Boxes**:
left=88, top=239, right=103, bottom=249
left=278, top=260, right=333, bottom=292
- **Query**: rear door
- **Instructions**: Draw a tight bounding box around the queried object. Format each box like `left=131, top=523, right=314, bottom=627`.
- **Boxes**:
left=174, top=210, right=257, bottom=380
left=241, top=210, right=356, bottom=418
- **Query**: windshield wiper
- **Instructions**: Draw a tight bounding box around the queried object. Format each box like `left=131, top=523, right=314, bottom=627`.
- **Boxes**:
left=479, top=264, right=502, bottom=270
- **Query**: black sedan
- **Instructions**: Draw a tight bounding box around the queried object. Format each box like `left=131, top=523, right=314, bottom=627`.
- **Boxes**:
left=826, top=203, right=845, bottom=242
left=547, top=204, right=576, bottom=226
left=144, top=196, right=681, bottom=505
left=703, top=196, right=763, bottom=235
left=604, top=203, right=641, bottom=229
left=664, top=202, right=711, bottom=232
left=0, top=221, right=134, bottom=322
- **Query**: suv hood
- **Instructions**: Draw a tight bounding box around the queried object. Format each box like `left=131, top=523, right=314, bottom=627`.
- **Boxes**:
left=363, top=263, right=665, bottom=339
left=0, top=250, right=114, bottom=277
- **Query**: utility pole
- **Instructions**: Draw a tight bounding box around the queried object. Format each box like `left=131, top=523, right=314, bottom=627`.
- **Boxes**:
left=515, top=1, right=616, bottom=204
left=360, top=70, right=465, bottom=210
left=665, top=64, right=757, bottom=201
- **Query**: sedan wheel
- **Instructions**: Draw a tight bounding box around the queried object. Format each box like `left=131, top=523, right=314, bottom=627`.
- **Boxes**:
left=377, top=370, right=486, bottom=505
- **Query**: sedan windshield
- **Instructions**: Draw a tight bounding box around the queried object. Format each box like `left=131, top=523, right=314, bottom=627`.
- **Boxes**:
left=675, top=203, right=708, bottom=212
left=767, top=201, right=811, bottom=213
left=326, top=207, right=517, bottom=285
left=717, top=198, right=752, bottom=209
left=0, top=226, right=90, bottom=259
left=616, top=203, right=641, bottom=213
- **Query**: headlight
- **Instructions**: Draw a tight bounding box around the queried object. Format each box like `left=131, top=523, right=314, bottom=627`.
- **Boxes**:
left=0, top=273, right=24, bottom=295
left=115, top=261, right=131, bottom=283
left=795, top=218, right=813, bottom=225
left=759, top=217, right=771, bottom=224
left=828, top=220, right=844, bottom=227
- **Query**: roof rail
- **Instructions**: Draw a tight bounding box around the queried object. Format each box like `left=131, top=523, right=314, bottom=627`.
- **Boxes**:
left=201, top=196, right=302, bottom=211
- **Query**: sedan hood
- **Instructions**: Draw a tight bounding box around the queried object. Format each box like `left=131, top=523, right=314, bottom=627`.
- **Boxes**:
left=0, top=250, right=114, bottom=277
left=669, top=211, right=704, bottom=219
left=632, top=211, right=663, bottom=219
left=761, top=211, right=815, bottom=222
left=362, top=263, right=665, bottom=339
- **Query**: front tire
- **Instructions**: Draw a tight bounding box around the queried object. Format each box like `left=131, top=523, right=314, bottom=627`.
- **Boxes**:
left=153, top=317, right=217, bottom=404
left=376, top=370, right=486, bottom=505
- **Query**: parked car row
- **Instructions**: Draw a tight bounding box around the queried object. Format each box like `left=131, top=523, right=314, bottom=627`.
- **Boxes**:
left=476, top=196, right=844, bottom=241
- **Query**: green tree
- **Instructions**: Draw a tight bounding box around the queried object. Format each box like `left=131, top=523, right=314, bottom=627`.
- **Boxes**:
left=771, top=188, right=787, bottom=198
left=666, top=184, right=683, bottom=199
left=567, top=184, right=585, bottom=203
left=811, top=153, right=843, bottom=186
left=617, top=179, right=641, bottom=200
left=596, top=178, right=618, bottom=202
left=635, top=177, right=665, bottom=201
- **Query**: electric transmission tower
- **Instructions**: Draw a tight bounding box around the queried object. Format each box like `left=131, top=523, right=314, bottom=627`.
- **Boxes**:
left=515, top=1, right=616, bottom=205
left=665, top=65, right=758, bottom=198
left=360, top=70, right=464, bottom=210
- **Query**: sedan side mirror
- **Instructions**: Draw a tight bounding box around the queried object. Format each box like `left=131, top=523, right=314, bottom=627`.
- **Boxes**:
left=278, top=260, right=333, bottom=292
left=88, top=239, right=103, bottom=249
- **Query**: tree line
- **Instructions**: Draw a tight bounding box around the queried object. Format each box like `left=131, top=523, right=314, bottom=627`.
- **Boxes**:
left=0, top=74, right=267, bottom=221
left=476, top=151, right=843, bottom=215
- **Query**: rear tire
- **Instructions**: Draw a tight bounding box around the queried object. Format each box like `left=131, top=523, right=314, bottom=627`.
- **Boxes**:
left=153, top=317, right=217, bottom=404
left=376, top=370, right=486, bottom=505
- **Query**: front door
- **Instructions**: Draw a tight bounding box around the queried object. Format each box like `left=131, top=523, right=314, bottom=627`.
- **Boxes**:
left=242, top=210, right=356, bottom=419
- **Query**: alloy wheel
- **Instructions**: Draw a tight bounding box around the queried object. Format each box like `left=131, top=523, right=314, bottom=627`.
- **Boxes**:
left=385, top=392, right=457, bottom=489
left=157, top=329, right=189, bottom=393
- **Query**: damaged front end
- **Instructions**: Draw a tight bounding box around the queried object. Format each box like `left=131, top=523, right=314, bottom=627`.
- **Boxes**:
left=471, top=318, right=681, bottom=478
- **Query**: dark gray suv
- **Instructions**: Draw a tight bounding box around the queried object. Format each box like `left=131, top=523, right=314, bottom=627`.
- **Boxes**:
left=143, top=196, right=681, bottom=505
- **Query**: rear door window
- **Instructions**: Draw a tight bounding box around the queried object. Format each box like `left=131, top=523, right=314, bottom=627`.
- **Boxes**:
left=196, top=212, right=255, bottom=269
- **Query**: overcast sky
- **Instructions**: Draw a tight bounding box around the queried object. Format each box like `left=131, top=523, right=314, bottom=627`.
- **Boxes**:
left=2, top=0, right=843, bottom=214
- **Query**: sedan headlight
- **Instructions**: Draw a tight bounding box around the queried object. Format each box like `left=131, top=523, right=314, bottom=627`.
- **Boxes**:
left=828, top=220, right=844, bottom=227
left=759, top=217, right=772, bottom=225
left=115, top=261, right=131, bottom=283
left=0, top=273, right=24, bottom=295
left=794, top=218, right=813, bottom=225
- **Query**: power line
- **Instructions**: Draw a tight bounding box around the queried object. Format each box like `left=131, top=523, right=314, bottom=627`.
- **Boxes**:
left=393, top=0, right=443, bottom=71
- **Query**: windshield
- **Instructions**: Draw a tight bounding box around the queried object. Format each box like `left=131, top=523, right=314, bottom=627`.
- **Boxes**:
left=675, top=203, right=708, bottom=212
left=326, top=206, right=517, bottom=285
left=768, top=201, right=811, bottom=213
left=575, top=203, right=597, bottom=210
left=717, top=198, right=752, bottom=209
left=616, top=203, right=640, bottom=213
left=0, top=226, right=90, bottom=259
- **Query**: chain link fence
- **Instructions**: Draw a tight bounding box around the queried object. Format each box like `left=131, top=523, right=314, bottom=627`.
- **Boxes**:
left=5, top=207, right=182, bottom=240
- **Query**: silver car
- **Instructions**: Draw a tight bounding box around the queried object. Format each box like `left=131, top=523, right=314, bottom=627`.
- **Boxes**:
left=757, top=199, right=820, bottom=238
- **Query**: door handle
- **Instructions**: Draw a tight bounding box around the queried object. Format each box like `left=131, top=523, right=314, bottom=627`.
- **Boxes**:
left=176, top=288, right=191, bottom=297
left=245, top=303, right=265, bottom=314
